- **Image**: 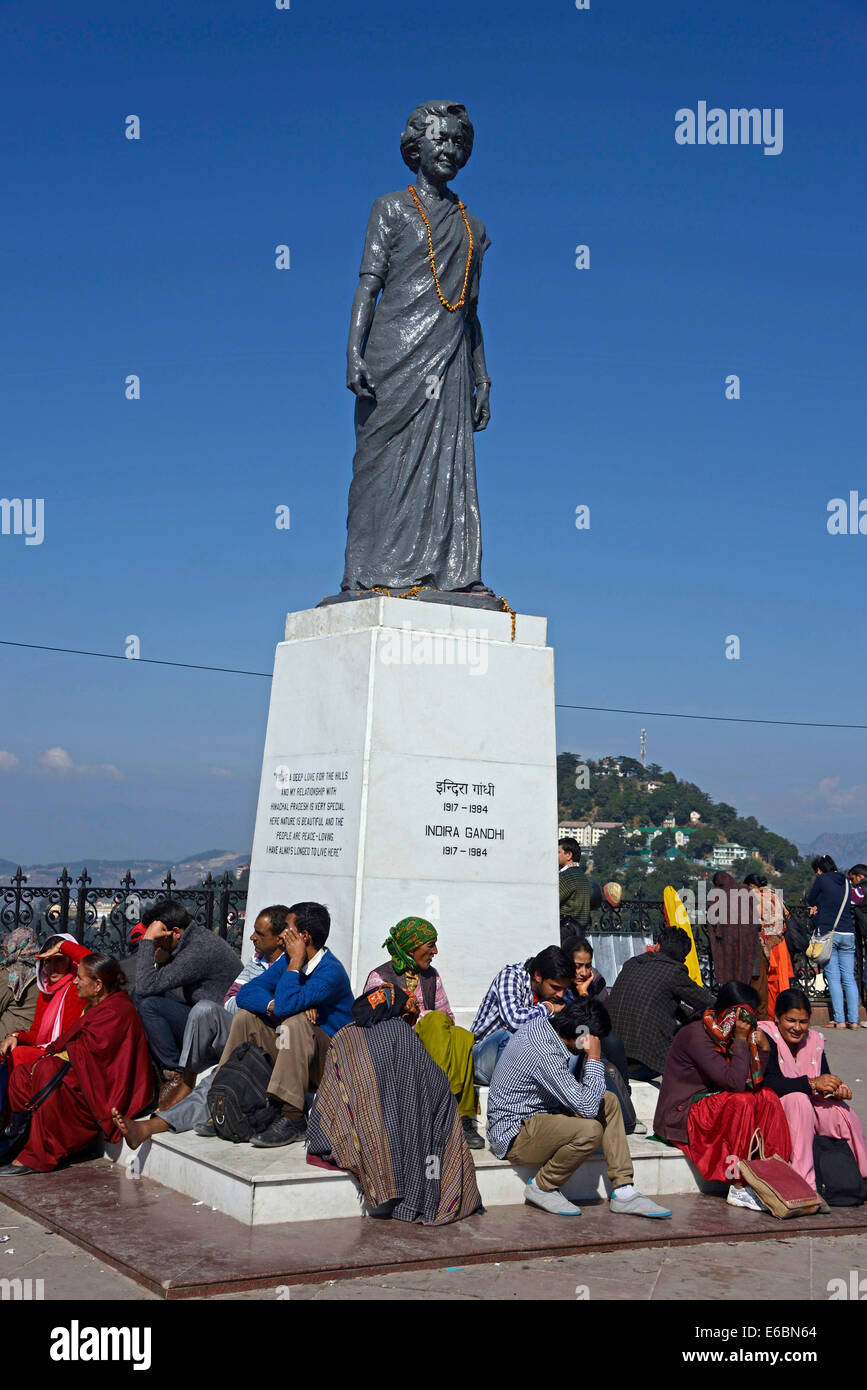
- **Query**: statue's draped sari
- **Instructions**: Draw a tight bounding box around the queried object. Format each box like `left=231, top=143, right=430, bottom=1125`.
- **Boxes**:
left=341, top=187, right=491, bottom=592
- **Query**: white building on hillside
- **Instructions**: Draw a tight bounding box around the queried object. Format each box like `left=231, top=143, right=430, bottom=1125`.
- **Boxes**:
left=558, top=821, right=623, bottom=848
left=712, top=843, right=747, bottom=868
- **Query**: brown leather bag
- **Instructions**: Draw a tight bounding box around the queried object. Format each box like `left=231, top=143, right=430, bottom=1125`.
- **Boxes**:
left=739, top=1128, right=822, bottom=1219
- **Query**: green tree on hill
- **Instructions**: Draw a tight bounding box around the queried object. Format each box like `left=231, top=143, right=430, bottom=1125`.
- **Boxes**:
left=556, top=750, right=808, bottom=888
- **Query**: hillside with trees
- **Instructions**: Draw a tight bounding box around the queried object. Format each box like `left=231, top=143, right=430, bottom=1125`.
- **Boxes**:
left=557, top=753, right=814, bottom=903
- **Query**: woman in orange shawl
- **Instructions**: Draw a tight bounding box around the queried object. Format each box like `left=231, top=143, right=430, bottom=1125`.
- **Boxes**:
left=744, top=874, right=794, bottom=1019
left=0, top=951, right=154, bottom=1175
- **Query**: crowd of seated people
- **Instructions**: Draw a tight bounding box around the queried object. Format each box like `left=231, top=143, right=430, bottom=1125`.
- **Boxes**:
left=2, top=887, right=866, bottom=1228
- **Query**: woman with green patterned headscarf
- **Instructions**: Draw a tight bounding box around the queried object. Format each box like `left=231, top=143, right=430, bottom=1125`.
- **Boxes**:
left=365, top=916, right=483, bottom=1150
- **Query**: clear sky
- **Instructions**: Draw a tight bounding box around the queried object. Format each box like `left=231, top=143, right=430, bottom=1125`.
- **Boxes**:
left=1, top=0, right=865, bottom=864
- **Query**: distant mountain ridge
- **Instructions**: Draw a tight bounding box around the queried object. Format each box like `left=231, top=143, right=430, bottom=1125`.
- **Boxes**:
left=0, top=850, right=249, bottom=890
left=799, top=832, right=867, bottom=866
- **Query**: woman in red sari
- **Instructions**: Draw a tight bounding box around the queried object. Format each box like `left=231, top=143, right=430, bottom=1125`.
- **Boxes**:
left=653, top=980, right=791, bottom=1212
left=0, top=952, right=154, bottom=1175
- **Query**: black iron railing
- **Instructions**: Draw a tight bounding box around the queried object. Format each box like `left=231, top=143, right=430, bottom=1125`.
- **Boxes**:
left=0, top=874, right=829, bottom=1004
left=0, top=867, right=246, bottom=956
left=591, top=892, right=828, bottom=1003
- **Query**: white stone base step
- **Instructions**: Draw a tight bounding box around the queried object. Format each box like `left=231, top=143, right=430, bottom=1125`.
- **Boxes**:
left=104, top=1119, right=698, bottom=1228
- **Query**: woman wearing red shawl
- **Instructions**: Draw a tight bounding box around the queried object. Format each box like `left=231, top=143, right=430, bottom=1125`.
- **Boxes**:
left=653, top=980, right=791, bottom=1212
left=0, top=934, right=89, bottom=1073
left=0, top=951, right=154, bottom=1175
left=759, top=988, right=867, bottom=1190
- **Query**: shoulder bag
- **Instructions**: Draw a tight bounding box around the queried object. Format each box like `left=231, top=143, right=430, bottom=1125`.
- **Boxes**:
left=806, top=880, right=850, bottom=967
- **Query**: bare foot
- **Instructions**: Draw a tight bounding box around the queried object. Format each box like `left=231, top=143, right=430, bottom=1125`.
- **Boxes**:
left=111, top=1107, right=167, bottom=1151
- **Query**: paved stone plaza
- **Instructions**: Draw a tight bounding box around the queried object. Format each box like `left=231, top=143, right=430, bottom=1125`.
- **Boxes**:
left=3, top=1029, right=867, bottom=1301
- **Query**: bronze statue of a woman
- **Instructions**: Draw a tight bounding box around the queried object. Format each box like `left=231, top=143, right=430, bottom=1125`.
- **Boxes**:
left=338, top=100, right=494, bottom=602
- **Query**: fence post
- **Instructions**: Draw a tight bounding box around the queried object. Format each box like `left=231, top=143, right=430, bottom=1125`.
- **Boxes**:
left=203, top=873, right=215, bottom=933
left=57, top=867, right=72, bottom=936
left=11, top=866, right=26, bottom=932
left=217, top=872, right=232, bottom=940
left=74, top=868, right=91, bottom=944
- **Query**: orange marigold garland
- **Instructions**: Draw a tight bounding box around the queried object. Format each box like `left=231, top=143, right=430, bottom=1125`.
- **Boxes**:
left=407, top=185, right=474, bottom=313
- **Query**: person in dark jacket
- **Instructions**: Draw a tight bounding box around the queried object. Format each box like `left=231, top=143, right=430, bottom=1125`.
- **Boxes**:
left=653, top=980, right=790, bottom=1212
left=134, top=899, right=241, bottom=1088
left=558, top=838, right=591, bottom=940
left=758, top=987, right=867, bottom=1190
left=708, top=872, right=765, bottom=1014
left=606, top=927, right=715, bottom=1079
left=846, top=864, right=867, bottom=1015
left=806, top=856, right=857, bottom=1028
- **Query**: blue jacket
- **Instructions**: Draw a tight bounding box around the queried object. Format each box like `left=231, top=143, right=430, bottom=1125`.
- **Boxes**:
left=806, top=871, right=851, bottom=934
left=235, top=948, right=354, bottom=1036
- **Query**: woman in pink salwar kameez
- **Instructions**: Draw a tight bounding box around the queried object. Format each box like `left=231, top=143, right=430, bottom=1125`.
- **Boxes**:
left=759, top=988, right=867, bottom=1190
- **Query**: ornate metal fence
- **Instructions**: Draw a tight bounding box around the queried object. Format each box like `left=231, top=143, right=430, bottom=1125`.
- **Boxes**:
left=591, top=892, right=827, bottom=1003
left=0, top=867, right=247, bottom=956
left=0, top=873, right=829, bottom=1005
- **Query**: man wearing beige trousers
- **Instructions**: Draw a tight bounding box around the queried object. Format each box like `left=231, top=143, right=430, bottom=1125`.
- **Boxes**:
left=486, top=999, right=672, bottom=1218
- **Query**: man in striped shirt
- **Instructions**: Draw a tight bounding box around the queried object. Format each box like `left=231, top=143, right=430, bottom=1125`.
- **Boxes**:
left=471, top=945, right=575, bottom=1085
left=487, top=999, right=672, bottom=1218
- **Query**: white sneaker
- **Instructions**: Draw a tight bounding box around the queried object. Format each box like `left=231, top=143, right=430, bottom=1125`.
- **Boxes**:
left=524, top=1178, right=582, bottom=1215
left=727, top=1183, right=768, bottom=1213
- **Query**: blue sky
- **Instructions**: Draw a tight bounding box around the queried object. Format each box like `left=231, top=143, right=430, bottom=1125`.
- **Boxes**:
left=1, top=0, right=865, bottom=863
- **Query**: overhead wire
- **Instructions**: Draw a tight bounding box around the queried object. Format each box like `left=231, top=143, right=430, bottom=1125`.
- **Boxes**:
left=2, top=637, right=866, bottom=730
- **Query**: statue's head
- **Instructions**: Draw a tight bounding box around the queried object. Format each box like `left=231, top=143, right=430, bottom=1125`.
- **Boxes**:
left=400, top=101, right=474, bottom=183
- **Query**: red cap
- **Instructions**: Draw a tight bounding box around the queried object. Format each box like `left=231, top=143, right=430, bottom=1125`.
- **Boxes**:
left=130, top=922, right=146, bottom=943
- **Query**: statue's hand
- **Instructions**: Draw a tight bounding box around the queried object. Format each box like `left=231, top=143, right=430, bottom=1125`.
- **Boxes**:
left=473, top=380, right=491, bottom=432
left=347, top=357, right=376, bottom=401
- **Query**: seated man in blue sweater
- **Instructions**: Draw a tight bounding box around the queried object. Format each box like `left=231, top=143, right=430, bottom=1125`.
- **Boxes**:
left=220, top=900, right=354, bottom=1148
left=113, top=901, right=353, bottom=1153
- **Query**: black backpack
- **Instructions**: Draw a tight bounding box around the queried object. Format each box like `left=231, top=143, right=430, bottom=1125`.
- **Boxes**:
left=785, top=914, right=810, bottom=957
left=207, top=1041, right=275, bottom=1143
left=812, top=1134, right=864, bottom=1207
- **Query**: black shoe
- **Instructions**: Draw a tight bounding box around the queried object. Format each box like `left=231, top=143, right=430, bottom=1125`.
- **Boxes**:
left=194, top=1121, right=216, bottom=1138
left=0, top=1163, right=36, bottom=1177
left=462, top=1116, right=485, bottom=1150
left=250, top=1115, right=306, bottom=1149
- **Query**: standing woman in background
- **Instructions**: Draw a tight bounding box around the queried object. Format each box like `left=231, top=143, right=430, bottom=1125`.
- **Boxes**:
left=744, top=875, right=794, bottom=1020
left=807, top=857, right=857, bottom=1029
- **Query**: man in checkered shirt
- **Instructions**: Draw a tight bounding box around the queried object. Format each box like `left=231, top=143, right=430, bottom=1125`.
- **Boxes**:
left=471, top=944, right=575, bottom=1085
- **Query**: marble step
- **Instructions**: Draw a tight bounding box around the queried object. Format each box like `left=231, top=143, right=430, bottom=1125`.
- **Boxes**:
left=105, top=1118, right=698, bottom=1227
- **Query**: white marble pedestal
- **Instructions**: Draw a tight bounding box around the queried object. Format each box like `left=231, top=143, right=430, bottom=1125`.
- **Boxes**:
left=244, top=597, right=558, bottom=1026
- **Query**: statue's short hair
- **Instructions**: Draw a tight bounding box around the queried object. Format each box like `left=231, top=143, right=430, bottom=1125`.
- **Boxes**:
left=400, top=100, right=474, bottom=173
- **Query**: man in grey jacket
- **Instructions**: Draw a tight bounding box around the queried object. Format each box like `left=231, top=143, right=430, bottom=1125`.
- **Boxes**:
left=134, top=899, right=240, bottom=1092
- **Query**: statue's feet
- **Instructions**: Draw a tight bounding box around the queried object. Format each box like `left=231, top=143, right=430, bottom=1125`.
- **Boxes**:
left=455, top=582, right=495, bottom=597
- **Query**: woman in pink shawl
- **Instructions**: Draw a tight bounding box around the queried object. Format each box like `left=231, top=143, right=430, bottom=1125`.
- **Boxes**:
left=0, top=934, right=90, bottom=1072
left=758, top=987, right=867, bottom=1189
